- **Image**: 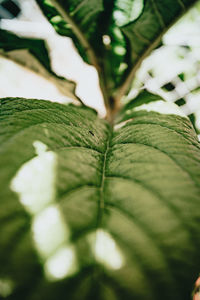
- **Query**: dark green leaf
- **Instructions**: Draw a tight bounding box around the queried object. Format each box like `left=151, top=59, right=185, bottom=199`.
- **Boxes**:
left=35, top=0, right=122, bottom=96
left=35, top=0, right=198, bottom=99
left=0, top=29, right=79, bottom=102
left=35, top=0, right=105, bottom=63
left=0, top=96, right=200, bottom=299
left=118, top=90, right=162, bottom=119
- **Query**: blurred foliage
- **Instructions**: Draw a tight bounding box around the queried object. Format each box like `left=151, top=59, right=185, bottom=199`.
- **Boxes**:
left=129, top=2, right=200, bottom=135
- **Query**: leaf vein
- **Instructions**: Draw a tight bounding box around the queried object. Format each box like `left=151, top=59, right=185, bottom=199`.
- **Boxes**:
left=111, top=142, right=200, bottom=187
left=54, top=146, right=103, bottom=155
left=118, top=121, right=200, bottom=149
left=150, top=0, right=165, bottom=28
left=97, top=132, right=112, bottom=227
left=107, top=203, right=179, bottom=288
left=59, top=185, right=99, bottom=203
left=105, top=175, right=199, bottom=250
left=177, top=0, right=186, bottom=10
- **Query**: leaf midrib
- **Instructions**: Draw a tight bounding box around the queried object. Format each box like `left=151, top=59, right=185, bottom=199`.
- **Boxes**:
left=97, top=127, right=112, bottom=227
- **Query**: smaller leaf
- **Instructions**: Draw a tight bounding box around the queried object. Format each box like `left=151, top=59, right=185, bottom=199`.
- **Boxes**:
left=35, top=0, right=104, bottom=65
left=116, top=90, right=164, bottom=123
left=116, top=0, right=198, bottom=99
left=124, top=90, right=161, bottom=109
left=0, top=29, right=79, bottom=102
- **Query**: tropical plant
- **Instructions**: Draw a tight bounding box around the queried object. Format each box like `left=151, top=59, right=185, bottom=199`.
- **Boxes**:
left=0, top=1, right=200, bottom=300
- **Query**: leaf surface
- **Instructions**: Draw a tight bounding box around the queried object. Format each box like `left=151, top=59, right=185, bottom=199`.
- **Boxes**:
left=0, top=29, right=79, bottom=102
left=35, top=0, right=198, bottom=98
left=0, top=96, right=200, bottom=299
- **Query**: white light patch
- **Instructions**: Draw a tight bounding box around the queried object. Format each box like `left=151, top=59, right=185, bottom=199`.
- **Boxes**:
left=45, top=246, right=77, bottom=280
left=114, top=119, right=133, bottom=131
left=133, top=100, right=187, bottom=117
left=0, top=279, right=14, bottom=298
left=33, top=140, right=48, bottom=155
left=10, top=141, right=77, bottom=280
left=119, top=62, right=128, bottom=73
left=33, top=205, right=70, bottom=258
left=113, top=10, right=124, bottom=25
left=11, top=141, right=57, bottom=214
left=114, top=0, right=143, bottom=26
left=91, top=230, right=124, bottom=270
left=102, top=35, right=111, bottom=45
left=51, top=15, right=62, bottom=24
left=114, top=46, right=126, bottom=56
left=195, top=110, right=200, bottom=131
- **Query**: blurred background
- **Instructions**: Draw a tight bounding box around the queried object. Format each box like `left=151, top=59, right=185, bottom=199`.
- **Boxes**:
left=0, top=0, right=200, bottom=138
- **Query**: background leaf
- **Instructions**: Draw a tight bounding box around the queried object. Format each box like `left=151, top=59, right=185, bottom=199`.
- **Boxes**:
left=0, top=29, right=79, bottom=102
left=0, top=97, right=200, bottom=299
left=35, top=0, right=105, bottom=63
left=125, top=2, right=200, bottom=136
left=116, top=0, right=198, bottom=98
left=35, top=0, right=198, bottom=99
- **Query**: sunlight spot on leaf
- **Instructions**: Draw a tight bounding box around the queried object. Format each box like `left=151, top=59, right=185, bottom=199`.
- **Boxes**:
left=44, top=0, right=53, bottom=7
left=11, top=141, right=57, bottom=214
left=63, top=23, right=72, bottom=29
left=0, top=279, right=14, bottom=298
left=33, top=205, right=70, bottom=258
left=113, top=11, right=125, bottom=26
left=126, top=109, right=132, bottom=114
left=130, top=0, right=144, bottom=20
left=114, top=119, right=133, bottom=130
left=10, top=140, right=78, bottom=279
left=195, top=110, right=200, bottom=131
left=43, top=126, right=50, bottom=137
left=133, top=100, right=187, bottom=117
left=44, top=246, right=77, bottom=280
left=113, top=27, right=124, bottom=39
left=119, top=63, right=128, bottom=73
left=51, top=15, right=62, bottom=24
left=89, top=230, right=125, bottom=270
left=102, top=35, right=111, bottom=46
left=33, top=140, right=48, bottom=155
left=114, top=46, right=126, bottom=56
left=114, top=0, right=144, bottom=27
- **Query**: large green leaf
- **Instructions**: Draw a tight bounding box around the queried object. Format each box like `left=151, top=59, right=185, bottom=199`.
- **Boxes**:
left=35, top=0, right=120, bottom=100
left=0, top=29, right=79, bottom=102
left=0, top=96, right=200, bottom=299
left=35, top=0, right=198, bottom=99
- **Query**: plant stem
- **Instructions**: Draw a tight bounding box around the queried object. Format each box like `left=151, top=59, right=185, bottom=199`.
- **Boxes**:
left=50, top=0, right=111, bottom=118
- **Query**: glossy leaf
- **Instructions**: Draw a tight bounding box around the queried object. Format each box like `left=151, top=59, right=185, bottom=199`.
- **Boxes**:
left=35, top=0, right=121, bottom=96
left=0, top=96, right=200, bottom=299
left=35, top=0, right=198, bottom=98
left=0, top=29, right=79, bottom=102
left=35, top=0, right=105, bottom=63
left=116, top=0, right=198, bottom=97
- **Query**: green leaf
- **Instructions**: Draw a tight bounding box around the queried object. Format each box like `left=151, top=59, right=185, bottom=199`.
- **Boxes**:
left=34, top=0, right=131, bottom=95
left=119, top=90, right=163, bottom=117
left=0, top=96, right=200, bottom=299
left=35, top=0, right=198, bottom=100
left=117, top=0, right=198, bottom=98
left=0, top=29, right=79, bottom=102
left=35, top=0, right=120, bottom=100
left=35, top=0, right=105, bottom=64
